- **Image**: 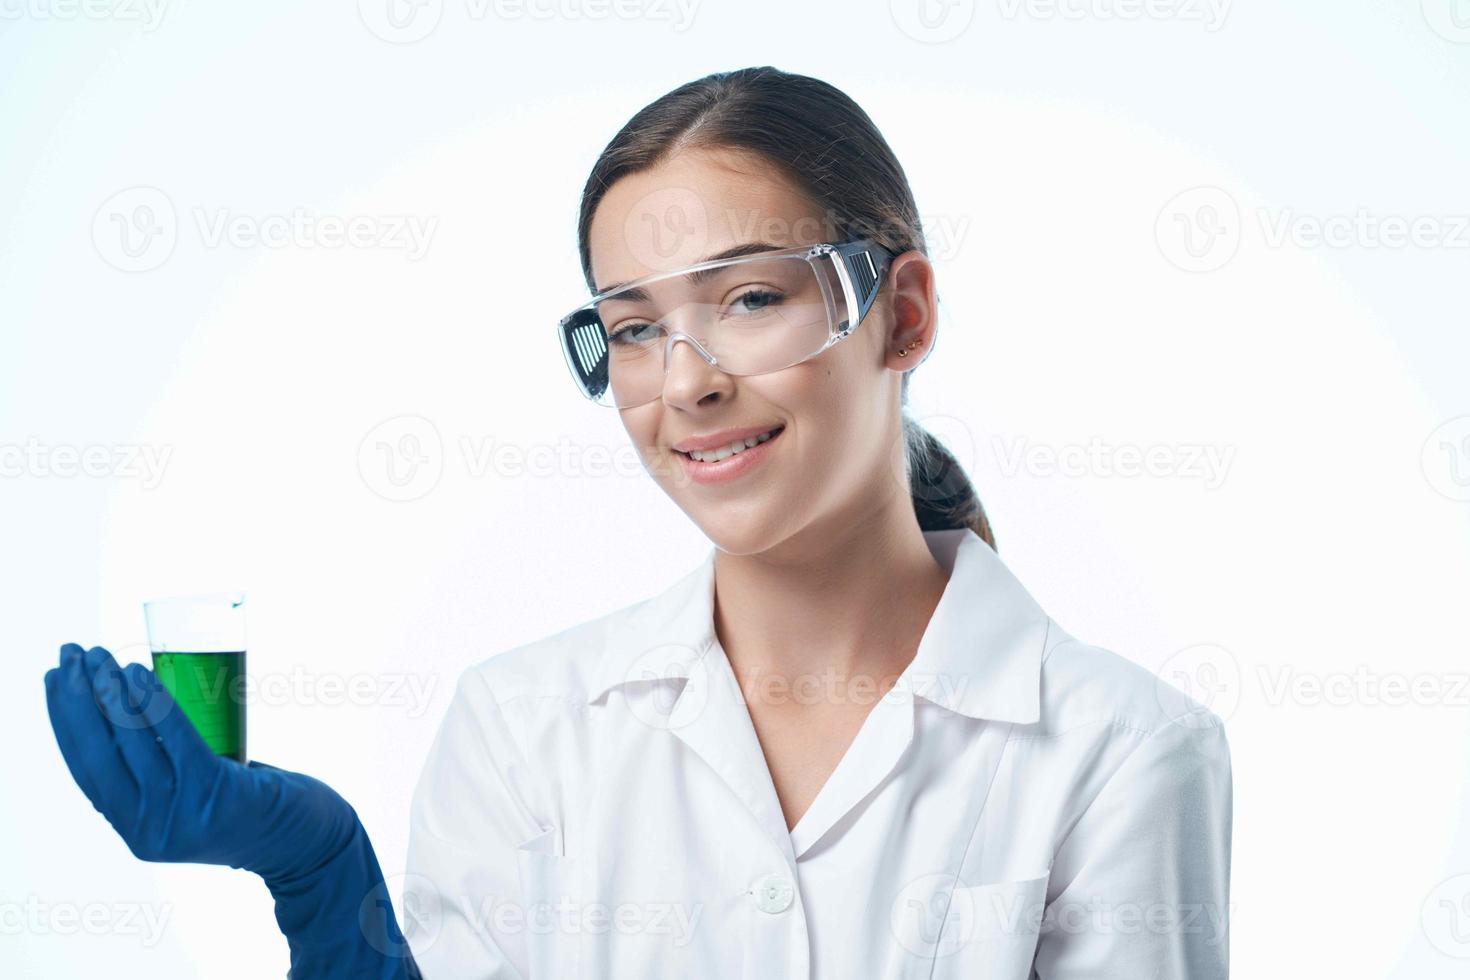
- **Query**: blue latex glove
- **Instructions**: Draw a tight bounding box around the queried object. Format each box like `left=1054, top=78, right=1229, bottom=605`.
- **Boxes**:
left=44, top=643, right=422, bottom=979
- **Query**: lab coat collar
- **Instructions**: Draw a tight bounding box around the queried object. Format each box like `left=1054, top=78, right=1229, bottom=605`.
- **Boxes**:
left=902, top=527, right=1048, bottom=724
left=587, top=527, right=1048, bottom=726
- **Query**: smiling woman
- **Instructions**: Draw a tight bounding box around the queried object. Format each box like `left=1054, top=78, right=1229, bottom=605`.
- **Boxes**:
left=563, top=67, right=996, bottom=550
left=37, top=60, right=1232, bottom=980
left=401, top=65, right=1232, bottom=980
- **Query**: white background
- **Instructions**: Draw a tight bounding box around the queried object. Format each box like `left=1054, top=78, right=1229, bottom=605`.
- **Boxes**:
left=3, top=1, right=1469, bottom=976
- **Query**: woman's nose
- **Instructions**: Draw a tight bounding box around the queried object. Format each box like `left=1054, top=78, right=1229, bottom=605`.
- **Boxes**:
left=663, top=329, right=717, bottom=370
left=660, top=333, right=729, bottom=406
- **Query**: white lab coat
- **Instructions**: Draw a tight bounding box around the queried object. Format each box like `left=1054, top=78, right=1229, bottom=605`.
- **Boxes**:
left=402, top=527, right=1232, bottom=979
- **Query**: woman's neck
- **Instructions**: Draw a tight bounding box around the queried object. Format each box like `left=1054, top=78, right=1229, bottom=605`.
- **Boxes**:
left=710, top=500, right=951, bottom=699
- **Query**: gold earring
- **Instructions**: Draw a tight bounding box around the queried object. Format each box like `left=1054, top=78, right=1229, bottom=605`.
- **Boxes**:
left=896, top=337, right=923, bottom=357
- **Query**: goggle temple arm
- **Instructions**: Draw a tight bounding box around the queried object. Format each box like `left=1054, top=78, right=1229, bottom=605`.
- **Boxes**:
left=561, top=308, right=611, bottom=402
left=831, top=240, right=896, bottom=332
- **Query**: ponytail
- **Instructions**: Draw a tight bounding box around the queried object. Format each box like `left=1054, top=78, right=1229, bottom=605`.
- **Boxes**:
left=903, top=416, right=996, bottom=550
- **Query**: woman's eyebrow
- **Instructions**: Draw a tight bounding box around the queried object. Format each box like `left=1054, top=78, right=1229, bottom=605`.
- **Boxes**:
left=595, top=240, right=786, bottom=298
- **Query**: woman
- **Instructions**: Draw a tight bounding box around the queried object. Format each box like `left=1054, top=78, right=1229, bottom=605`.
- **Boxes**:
left=45, top=66, right=1231, bottom=979
left=402, top=66, right=1232, bottom=978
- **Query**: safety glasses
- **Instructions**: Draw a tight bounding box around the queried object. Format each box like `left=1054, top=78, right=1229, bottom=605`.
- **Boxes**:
left=558, top=238, right=895, bottom=408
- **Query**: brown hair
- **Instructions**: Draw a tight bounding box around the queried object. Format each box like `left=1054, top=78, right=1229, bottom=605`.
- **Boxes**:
left=575, top=66, right=996, bottom=551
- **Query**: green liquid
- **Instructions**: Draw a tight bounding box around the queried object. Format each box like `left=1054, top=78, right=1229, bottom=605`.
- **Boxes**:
left=150, top=651, right=247, bottom=763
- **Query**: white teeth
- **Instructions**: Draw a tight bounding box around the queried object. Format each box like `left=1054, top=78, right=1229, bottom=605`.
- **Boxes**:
left=686, top=428, right=779, bottom=463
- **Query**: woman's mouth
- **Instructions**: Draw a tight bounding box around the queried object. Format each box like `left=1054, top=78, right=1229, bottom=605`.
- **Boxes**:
left=673, top=424, right=785, bottom=485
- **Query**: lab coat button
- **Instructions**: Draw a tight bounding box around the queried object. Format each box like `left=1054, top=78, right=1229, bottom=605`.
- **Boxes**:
left=753, top=873, right=794, bottom=914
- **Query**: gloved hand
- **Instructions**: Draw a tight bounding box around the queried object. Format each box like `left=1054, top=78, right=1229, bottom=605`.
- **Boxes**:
left=44, top=643, right=422, bottom=979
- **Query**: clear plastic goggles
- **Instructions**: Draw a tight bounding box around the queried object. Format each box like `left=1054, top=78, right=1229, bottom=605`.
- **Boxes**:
left=558, top=238, right=895, bottom=408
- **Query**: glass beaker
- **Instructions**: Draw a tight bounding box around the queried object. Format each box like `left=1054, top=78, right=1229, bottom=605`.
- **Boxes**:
left=143, top=592, right=247, bottom=763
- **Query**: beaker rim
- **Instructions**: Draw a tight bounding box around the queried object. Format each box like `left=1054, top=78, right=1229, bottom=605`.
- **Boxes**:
left=142, top=591, right=245, bottom=608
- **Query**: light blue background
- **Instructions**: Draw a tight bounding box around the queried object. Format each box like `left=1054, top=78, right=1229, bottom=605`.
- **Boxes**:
left=4, top=2, right=1469, bottom=976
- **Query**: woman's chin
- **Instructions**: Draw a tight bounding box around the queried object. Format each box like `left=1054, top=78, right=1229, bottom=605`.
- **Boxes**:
left=685, top=504, right=789, bottom=557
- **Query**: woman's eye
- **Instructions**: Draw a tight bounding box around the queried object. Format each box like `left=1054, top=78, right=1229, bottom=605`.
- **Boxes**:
left=729, top=288, right=782, bottom=316
left=609, top=322, right=661, bottom=346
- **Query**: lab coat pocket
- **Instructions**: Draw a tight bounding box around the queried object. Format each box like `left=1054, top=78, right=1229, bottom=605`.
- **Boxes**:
left=930, top=869, right=1051, bottom=980
left=514, top=826, right=582, bottom=979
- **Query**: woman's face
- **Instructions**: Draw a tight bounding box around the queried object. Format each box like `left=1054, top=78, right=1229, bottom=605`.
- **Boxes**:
left=587, top=146, right=933, bottom=558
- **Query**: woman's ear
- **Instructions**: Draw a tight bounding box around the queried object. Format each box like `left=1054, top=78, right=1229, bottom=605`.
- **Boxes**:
left=881, top=250, right=939, bottom=372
